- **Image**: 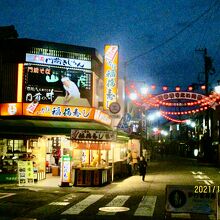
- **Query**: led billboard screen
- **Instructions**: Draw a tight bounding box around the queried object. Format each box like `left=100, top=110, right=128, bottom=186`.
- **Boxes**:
left=23, top=64, right=92, bottom=107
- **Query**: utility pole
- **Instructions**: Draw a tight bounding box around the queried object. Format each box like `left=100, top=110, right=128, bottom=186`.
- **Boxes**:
left=196, top=48, right=215, bottom=161
left=195, top=48, right=214, bottom=133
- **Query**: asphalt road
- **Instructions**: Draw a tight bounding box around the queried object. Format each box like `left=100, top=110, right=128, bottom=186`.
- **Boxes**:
left=0, top=155, right=219, bottom=220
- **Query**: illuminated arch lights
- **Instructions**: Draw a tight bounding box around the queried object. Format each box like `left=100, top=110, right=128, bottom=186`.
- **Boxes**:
left=125, top=84, right=220, bottom=122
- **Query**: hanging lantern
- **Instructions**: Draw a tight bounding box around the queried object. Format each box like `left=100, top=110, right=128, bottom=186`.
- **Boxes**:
left=151, top=84, right=156, bottom=90
left=201, top=85, right=206, bottom=90
left=188, top=85, right=193, bottom=91
left=175, top=86, right=180, bottom=91
left=162, top=86, right=168, bottom=91
left=130, top=84, right=135, bottom=89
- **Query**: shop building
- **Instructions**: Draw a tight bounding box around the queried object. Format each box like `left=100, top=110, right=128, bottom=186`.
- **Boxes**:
left=0, top=38, right=127, bottom=185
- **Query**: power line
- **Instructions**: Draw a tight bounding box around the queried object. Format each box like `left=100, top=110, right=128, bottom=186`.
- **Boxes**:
left=125, top=0, right=219, bottom=65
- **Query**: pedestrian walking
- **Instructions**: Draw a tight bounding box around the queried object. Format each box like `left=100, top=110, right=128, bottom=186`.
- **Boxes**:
left=126, top=150, right=132, bottom=176
left=138, top=156, right=148, bottom=181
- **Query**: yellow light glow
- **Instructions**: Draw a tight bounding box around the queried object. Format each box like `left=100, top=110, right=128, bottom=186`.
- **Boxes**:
left=17, top=63, right=24, bottom=102
left=92, top=72, right=95, bottom=107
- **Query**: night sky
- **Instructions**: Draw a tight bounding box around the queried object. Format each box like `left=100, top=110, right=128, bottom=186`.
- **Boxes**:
left=1, top=0, right=220, bottom=92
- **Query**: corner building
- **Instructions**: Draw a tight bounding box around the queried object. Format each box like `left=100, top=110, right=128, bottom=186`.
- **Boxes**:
left=0, top=38, right=116, bottom=186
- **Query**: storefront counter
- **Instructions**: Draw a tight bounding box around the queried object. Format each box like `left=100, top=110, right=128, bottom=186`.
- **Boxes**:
left=72, top=166, right=112, bottom=186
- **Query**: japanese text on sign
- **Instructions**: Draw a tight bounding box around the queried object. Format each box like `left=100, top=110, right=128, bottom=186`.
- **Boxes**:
left=103, top=45, right=118, bottom=110
left=71, top=129, right=116, bottom=141
left=26, top=53, right=91, bottom=69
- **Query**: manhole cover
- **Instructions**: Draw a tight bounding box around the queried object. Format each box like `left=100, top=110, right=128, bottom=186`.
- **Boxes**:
left=99, top=206, right=130, bottom=212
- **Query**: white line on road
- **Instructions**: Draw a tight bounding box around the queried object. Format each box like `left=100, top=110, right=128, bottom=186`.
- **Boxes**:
left=61, top=194, right=104, bottom=215
left=0, top=193, right=16, bottom=199
left=134, top=196, right=157, bottom=216
left=98, top=195, right=130, bottom=215
left=49, top=202, right=70, bottom=206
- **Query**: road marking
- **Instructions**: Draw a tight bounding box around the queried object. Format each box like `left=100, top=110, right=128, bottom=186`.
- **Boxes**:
left=98, top=195, right=130, bottom=215
left=60, top=194, right=157, bottom=217
left=61, top=194, right=104, bottom=215
left=191, top=171, right=204, bottom=175
left=99, top=206, right=129, bottom=212
left=12, top=218, right=37, bottom=220
left=170, top=213, right=191, bottom=219
left=49, top=202, right=70, bottom=206
left=0, top=193, right=16, bottom=199
left=191, top=170, right=215, bottom=185
left=134, top=196, right=157, bottom=216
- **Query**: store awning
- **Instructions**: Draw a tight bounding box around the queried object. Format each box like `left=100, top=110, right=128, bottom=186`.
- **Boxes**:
left=0, top=119, right=112, bottom=137
left=116, top=130, right=130, bottom=142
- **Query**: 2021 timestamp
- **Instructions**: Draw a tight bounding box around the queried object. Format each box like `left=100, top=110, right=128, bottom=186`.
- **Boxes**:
left=194, top=185, right=220, bottom=194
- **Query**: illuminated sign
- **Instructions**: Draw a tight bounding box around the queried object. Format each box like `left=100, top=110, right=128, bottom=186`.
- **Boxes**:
left=71, top=129, right=116, bottom=141
left=23, top=103, right=94, bottom=120
left=0, top=103, right=112, bottom=125
left=103, top=45, right=119, bottom=110
left=155, top=92, right=206, bottom=102
left=1, top=103, right=22, bottom=116
left=26, top=53, right=91, bottom=69
left=73, top=142, right=111, bottom=150
left=94, top=109, right=112, bottom=125
left=17, top=64, right=23, bottom=102
left=23, top=64, right=92, bottom=107
left=61, top=155, right=72, bottom=183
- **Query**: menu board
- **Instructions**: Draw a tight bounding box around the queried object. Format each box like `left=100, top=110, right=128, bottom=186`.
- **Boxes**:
left=17, top=161, right=34, bottom=186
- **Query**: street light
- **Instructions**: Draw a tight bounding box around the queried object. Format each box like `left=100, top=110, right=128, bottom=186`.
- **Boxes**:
left=161, top=130, right=168, bottom=136
left=140, top=87, right=148, bottom=95
left=147, top=111, right=161, bottom=121
left=153, top=127, right=159, bottom=132
left=185, top=119, right=196, bottom=128
left=191, top=122, right=196, bottom=128
left=214, top=85, right=220, bottom=94
left=129, top=92, right=137, bottom=100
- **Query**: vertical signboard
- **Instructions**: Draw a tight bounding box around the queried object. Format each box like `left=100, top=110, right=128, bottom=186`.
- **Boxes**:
left=60, top=155, right=72, bottom=186
left=103, top=45, right=119, bottom=110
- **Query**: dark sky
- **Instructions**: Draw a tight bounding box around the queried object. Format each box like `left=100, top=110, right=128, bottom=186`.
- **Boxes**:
left=1, top=0, right=220, bottom=92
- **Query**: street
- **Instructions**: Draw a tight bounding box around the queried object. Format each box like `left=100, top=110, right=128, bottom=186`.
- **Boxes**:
left=0, top=156, right=219, bottom=220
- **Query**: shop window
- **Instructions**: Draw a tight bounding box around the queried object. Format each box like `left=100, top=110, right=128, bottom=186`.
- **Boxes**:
left=7, top=139, right=24, bottom=153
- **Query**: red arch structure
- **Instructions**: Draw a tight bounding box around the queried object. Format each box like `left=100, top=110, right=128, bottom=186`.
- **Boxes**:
left=125, top=84, right=220, bottom=123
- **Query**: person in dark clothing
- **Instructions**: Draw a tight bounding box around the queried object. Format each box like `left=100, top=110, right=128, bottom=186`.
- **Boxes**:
left=138, top=156, right=148, bottom=181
